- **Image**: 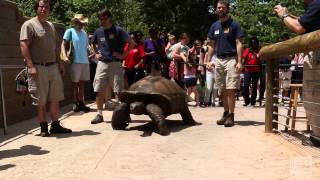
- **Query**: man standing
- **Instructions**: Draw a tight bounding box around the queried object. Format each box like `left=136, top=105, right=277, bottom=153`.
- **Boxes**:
left=274, top=0, right=320, bottom=145
left=61, top=14, right=91, bottom=113
left=206, top=0, right=244, bottom=127
left=20, top=0, right=72, bottom=136
left=91, top=8, right=135, bottom=124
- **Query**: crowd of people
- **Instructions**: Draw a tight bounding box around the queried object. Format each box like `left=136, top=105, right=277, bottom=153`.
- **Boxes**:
left=19, top=0, right=318, bottom=138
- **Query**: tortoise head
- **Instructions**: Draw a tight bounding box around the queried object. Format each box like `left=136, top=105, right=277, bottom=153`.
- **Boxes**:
left=130, top=101, right=145, bottom=115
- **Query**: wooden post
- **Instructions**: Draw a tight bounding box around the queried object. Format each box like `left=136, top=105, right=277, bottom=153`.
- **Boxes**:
left=265, top=59, right=275, bottom=133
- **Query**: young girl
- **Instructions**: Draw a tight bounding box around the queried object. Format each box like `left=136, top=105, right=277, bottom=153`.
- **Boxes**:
left=183, top=43, right=199, bottom=106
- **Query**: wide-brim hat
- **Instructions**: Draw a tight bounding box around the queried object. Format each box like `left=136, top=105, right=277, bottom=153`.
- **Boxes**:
left=71, top=14, right=88, bottom=24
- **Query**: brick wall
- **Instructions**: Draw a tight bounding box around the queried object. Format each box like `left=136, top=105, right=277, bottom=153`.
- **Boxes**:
left=0, top=1, right=73, bottom=127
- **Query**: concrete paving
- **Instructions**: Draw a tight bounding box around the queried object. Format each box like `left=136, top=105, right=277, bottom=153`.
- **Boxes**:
left=1, top=102, right=320, bottom=180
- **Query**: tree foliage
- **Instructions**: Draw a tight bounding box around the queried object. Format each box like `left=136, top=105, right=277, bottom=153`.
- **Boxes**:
left=232, top=0, right=304, bottom=44
left=12, top=0, right=306, bottom=44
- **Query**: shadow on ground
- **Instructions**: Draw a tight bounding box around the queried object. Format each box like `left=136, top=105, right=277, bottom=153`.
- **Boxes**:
left=0, top=145, right=49, bottom=160
left=50, top=130, right=101, bottom=139
left=235, top=120, right=265, bottom=126
left=123, top=120, right=201, bottom=137
left=0, top=164, right=16, bottom=171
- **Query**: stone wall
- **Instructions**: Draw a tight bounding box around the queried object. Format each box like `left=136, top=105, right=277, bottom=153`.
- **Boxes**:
left=0, top=1, right=73, bottom=127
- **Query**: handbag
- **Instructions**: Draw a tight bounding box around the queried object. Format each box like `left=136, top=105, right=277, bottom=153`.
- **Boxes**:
left=15, top=67, right=28, bottom=95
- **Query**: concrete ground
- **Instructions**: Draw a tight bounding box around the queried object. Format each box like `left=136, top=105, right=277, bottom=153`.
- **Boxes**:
left=1, top=101, right=320, bottom=180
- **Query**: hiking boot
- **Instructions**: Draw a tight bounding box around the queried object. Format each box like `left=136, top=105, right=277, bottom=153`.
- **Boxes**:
left=224, top=113, right=235, bottom=127
left=217, top=111, right=229, bottom=125
left=91, top=114, right=104, bottom=124
left=39, top=122, right=49, bottom=137
left=50, top=121, right=72, bottom=134
left=78, top=101, right=91, bottom=113
left=73, top=102, right=80, bottom=112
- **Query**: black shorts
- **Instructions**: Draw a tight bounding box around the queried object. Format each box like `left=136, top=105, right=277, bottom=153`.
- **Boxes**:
left=184, top=77, right=197, bottom=88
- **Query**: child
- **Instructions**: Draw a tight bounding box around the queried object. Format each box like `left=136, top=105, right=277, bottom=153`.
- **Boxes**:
left=182, top=47, right=199, bottom=106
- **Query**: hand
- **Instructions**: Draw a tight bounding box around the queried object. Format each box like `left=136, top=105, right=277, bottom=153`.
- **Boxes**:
left=236, top=62, right=242, bottom=73
left=206, top=63, right=213, bottom=70
left=58, top=63, right=65, bottom=76
left=273, top=4, right=288, bottom=17
left=28, top=66, right=38, bottom=78
left=62, top=56, right=71, bottom=64
left=112, top=52, right=123, bottom=59
left=134, top=64, right=139, bottom=69
left=95, top=53, right=103, bottom=60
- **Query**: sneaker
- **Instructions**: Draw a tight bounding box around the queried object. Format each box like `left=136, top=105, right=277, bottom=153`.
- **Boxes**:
left=217, top=111, right=229, bottom=125
left=243, top=102, right=250, bottom=107
left=224, top=113, right=235, bottom=127
left=50, top=121, right=72, bottom=134
left=73, top=102, right=80, bottom=112
left=78, top=101, right=91, bottom=113
left=91, top=114, right=104, bottom=124
left=40, top=122, right=49, bottom=137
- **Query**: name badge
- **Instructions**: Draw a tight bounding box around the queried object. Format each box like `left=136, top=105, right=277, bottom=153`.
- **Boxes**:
left=100, top=37, right=106, bottom=42
left=214, top=30, right=219, bottom=35
left=109, top=34, right=115, bottom=39
left=223, top=28, right=230, bottom=34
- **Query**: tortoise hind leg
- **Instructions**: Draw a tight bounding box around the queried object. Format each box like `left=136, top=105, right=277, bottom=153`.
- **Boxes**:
left=111, top=103, right=130, bottom=130
left=145, top=104, right=170, bottom=136
left=180, top=104, right=198, bottom=125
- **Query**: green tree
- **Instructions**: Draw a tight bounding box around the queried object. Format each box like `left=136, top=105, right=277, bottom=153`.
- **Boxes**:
left=232, top=0, right=304, bottom=44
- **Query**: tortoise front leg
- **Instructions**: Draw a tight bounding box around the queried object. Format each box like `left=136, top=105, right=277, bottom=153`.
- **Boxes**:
left=111, top=103, right=131, bottom=130
left=145, top=104, right=170, bottom=136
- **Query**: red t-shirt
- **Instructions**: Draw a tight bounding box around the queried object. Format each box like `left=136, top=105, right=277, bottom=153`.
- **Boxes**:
left=124, top=42, right=145, bottom=70
left=242, top=48, right=260, bottom=72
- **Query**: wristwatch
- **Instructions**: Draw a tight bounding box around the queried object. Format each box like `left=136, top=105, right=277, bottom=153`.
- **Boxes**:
left=281, top=13, right=289, bottom=20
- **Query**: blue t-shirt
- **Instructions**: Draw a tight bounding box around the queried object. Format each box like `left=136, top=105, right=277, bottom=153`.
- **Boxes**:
left=298, top=0, right=320, bottom=33
left=63, top=28, right=89, bottom=64
left=92, top=25, right=129, bottom=61
left=207, top=18, right=244, bottom=58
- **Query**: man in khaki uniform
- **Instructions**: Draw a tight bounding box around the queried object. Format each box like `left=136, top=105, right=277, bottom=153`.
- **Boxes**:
left=20, top=0, right=72, bottom=137
left=206, top=0, right=244, bottom=127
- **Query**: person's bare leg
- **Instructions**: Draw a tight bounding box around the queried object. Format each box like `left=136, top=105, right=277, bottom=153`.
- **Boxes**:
left=72, top=82, right=79, bottom=102
left=37, top=105, right=47, bottom=123
left=78, top=81, right=85, bottom=102
left=217, top=89, right=229, bottom=125
left=49, top=101, right=60, bottom=122
left=222, top=90, right=229, bottom=112
left=224, top=89, right=236, bottom=127
left=227, top=89, right=236, bottom=113
left=37, top=105, right=49, bottom=136
left=97, top=91, right=106, bottom=110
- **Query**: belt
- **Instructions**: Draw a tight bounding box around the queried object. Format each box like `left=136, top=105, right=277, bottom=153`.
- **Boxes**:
left=33, top=62, right=56, bottom=66
left=217, top=54, right=236, bottom=58
left=100, top=58, right=122, bottom=63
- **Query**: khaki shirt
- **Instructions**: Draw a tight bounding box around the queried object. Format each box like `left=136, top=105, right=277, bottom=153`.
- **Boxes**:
left=20, top=17, right=58, bottom=63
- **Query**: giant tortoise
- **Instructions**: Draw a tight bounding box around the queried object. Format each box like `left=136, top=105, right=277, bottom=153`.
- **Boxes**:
left=111, top=76, right=198, bottom=135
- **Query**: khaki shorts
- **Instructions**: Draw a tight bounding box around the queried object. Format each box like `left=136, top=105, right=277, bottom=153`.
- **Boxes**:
left=93, top=61, right=124, bottom=93
left=28, top=64, right=64, bottom=106
left=214, top=57, right=240, bottom=90
left=70, top=63, right=90, bottom=82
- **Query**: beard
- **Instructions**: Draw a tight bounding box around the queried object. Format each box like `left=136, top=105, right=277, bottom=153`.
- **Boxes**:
left=218, top=11, right=228, bottom=18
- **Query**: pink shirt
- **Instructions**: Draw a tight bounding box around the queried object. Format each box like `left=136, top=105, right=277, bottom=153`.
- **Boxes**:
left=184, top=64, right=197, bottom=78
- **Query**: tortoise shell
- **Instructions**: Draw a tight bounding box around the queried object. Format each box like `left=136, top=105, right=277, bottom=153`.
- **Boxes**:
left=118, top=76, right=187, bottom=116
